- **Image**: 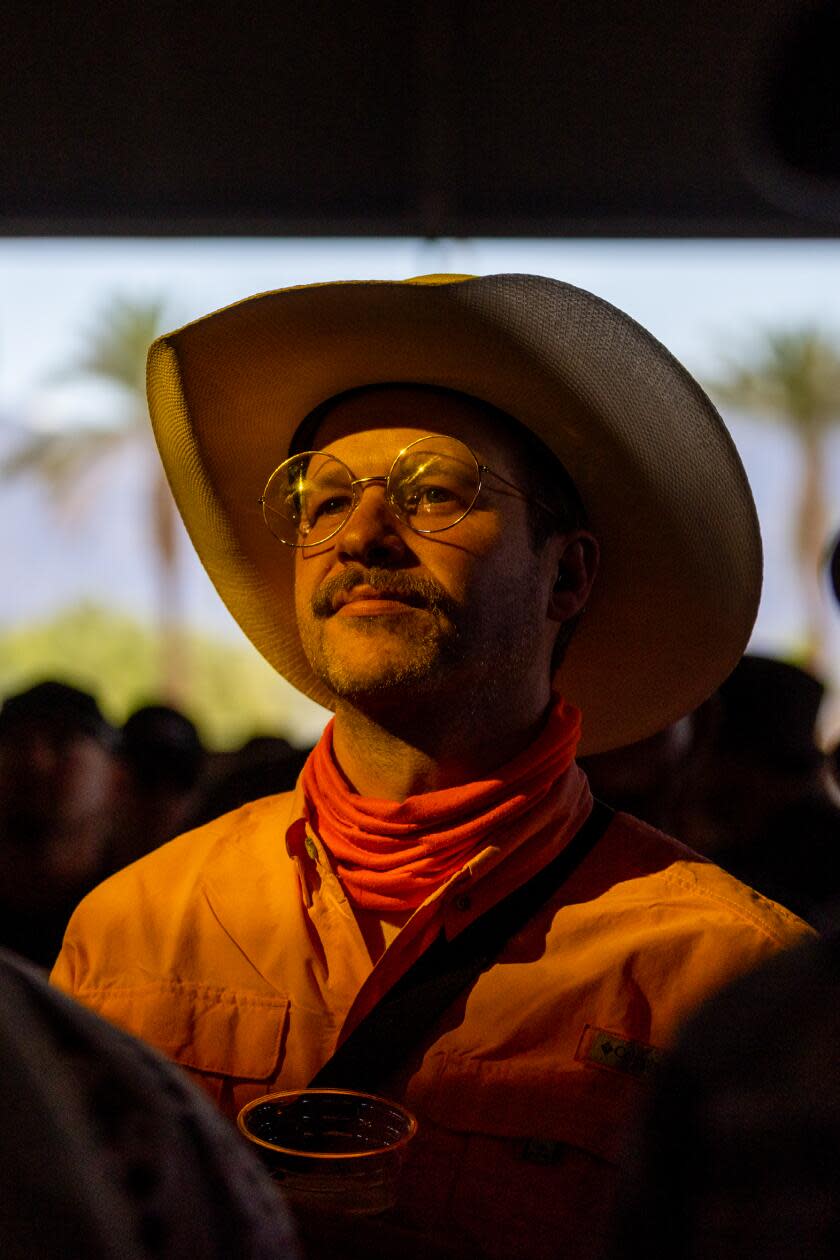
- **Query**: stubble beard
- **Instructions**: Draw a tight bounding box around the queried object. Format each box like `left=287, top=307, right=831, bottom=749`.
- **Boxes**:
left=300, top=595, right=546, bottom=722
left=298, top=557, right=551, bottom=718
left=297, top=565, right=467, bottom=705
left=300, top=609, right=462, bottom=703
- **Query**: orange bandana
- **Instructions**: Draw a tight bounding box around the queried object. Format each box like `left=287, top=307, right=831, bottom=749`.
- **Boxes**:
left=301, top=698, right=583, bottom=911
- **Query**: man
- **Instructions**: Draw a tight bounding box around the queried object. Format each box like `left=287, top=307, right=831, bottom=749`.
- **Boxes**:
left=674, top=653, right=840, bottom=930
left=0, top=681, right=122, bottom=968
left=114, top=703, right=207, bottom=869
left=53, top=275, right=812, bottom=1259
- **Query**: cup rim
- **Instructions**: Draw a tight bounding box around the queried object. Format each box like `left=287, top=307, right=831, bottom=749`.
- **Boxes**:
left=236, top=1087, right=419, bottom=1161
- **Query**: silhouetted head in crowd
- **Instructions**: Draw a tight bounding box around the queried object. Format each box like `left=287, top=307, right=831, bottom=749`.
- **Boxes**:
left=719, top=654, right=825, bottom=771
left=578, top=711, right=714, bottom=835
left=0, top=681, right=121, bottom=966
left=122, top=703, right=205, bottom=793
left=680, top=654, right=828, bottom=852
left=677, top=654, right=840, bottom=928
left=114, top=703, right=207, bottom=868
left=188, top=734, right=309, bottom=831
left=0, top=680, right=119, bottom=858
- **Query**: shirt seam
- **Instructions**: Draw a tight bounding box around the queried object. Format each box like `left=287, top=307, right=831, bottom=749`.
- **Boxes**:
left=657, top=864, right=811, bottom=945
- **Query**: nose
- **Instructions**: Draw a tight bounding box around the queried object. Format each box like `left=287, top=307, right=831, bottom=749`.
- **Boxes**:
left=336, top=479, right=410, bottom=567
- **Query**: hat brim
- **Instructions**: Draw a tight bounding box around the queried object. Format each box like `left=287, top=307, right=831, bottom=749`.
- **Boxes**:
left=146, top=274, right=762, bottom=755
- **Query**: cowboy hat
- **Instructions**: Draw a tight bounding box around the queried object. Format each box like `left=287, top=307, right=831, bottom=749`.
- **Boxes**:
left=146, top=273, right=761, bottom=755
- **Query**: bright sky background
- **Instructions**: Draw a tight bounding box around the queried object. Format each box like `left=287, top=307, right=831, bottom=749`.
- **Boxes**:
left=2, top=237, right=840, bottom=737
left=4, top=237, right=840, bottom=412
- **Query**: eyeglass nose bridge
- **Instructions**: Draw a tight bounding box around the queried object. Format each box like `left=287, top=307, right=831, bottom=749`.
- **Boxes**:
left=345, top=473, right=396, bottom=525
left=350, top=474, right=389, bottom=494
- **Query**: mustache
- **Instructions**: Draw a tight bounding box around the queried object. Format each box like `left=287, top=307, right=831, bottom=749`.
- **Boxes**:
left=311, top=567, right=461, bottom=621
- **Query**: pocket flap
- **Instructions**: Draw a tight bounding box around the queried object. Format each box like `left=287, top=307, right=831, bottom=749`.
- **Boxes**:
left=414, top=1050, right=642, bottom=1165
left=84, top=981, right=289, bottom=1080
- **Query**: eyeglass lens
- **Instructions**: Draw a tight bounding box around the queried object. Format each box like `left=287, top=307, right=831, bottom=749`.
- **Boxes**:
left=262, top=436, right=481, bottom=547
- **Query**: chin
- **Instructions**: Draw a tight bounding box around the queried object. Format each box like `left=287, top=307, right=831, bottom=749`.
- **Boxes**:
left=306, top=618, right=459, bottom=700
left=311, top=644, right=449, bottom=703
left=320, top=661, right=440, bottom=702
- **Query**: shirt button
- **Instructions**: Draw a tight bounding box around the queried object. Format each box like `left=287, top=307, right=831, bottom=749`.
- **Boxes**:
left=304, top=836, right=319, bottom=862
left=454, top=893, right=472, bottom=912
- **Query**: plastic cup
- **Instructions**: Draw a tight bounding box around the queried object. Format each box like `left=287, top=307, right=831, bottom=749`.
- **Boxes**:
left=237, top=1088, right=418, bottom=1216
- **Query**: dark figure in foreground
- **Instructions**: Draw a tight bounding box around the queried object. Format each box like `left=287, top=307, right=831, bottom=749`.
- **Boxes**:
left=604, top=922, right=840, bottom=1260
left=604, top=532, right=840, bottom=1260
left=0, top=947, right=299, bottom=1260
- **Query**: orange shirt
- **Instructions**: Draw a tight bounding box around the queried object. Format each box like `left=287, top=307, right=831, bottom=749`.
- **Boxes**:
left=53, top=768, right=813, bottom=1260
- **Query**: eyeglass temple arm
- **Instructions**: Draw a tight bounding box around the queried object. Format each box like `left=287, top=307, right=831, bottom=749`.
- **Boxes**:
left=479, top=465, right=561, bottom=523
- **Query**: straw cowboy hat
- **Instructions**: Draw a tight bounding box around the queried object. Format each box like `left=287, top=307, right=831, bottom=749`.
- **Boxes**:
left=146, top=273, right=761, bottom=755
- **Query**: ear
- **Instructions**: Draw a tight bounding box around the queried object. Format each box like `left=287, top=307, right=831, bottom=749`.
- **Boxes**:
left=547, top=530, right=600, bottom=623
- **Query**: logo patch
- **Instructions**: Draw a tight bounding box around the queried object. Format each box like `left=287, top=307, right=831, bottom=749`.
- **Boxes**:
left=520, top=1137, right=566, bottom=1165
left=576, top=1024, right=663, bottom=1079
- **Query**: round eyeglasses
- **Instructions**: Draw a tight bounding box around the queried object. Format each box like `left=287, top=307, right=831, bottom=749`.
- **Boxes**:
left=260, top=434, right=536, bottom=549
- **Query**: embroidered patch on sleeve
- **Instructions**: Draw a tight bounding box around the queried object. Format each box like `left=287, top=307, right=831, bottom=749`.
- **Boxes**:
left=575, top=1024, right=664, bottom=1079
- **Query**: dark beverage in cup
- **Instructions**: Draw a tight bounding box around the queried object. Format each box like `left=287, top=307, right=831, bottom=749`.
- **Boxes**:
left=237, top=1088, right=418, bottom=1216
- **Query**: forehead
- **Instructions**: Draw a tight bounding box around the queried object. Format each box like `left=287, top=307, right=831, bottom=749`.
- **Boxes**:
left=308, top=386, right=522, bottom=470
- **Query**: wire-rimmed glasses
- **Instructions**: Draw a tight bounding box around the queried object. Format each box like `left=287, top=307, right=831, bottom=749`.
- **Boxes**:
left=259, top=433, right=540, bottom=549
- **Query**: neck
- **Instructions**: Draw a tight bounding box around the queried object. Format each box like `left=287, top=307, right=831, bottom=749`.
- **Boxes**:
left=331, top=690, right=554, bottom=801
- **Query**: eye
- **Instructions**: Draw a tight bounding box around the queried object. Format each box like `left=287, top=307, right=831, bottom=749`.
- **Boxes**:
left=262, top=453, right=355, bottom=545
left=308, top=491, right=353, bottom=520
left=394, top=452, right=477, bottom=520
left=290, top=463, right=354, bottom=527
left=298, top=489, right=354, bottom=533
left=405, top=482, right=462, bottom=513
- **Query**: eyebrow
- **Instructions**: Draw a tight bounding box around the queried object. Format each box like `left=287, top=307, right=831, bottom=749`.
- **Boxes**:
left=304, top=470, right=353, bottom=488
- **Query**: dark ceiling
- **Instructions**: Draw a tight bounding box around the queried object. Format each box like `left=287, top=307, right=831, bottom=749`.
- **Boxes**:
left=3, top=0, right=840, bottom=236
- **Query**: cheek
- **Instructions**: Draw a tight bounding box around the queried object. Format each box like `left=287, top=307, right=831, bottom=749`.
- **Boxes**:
left=419, top=515, right=510, bottom=581
left=466, top=523, right=540, bottom=586
left=293, top=554, right=335, bottom=647
left=293, top=569, right=307, bottom=622
left=293, top=556, right=317, bottom=620
left=472, top=538, right=552, bottom=618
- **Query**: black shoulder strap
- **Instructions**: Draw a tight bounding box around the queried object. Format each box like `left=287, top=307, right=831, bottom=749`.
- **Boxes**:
left=311, top=798, right=614, bottom=1092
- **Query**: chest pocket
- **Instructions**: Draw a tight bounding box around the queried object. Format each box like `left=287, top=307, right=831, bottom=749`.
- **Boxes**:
left=397, top=1052, right=640, bottom=1260
left=81, top=981, right=290, bottom=1082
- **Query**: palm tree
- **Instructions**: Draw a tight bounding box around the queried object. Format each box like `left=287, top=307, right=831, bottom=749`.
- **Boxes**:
left=1, top=296, right=186, bottom=700
left=706, top=327, right=840, bottom=673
